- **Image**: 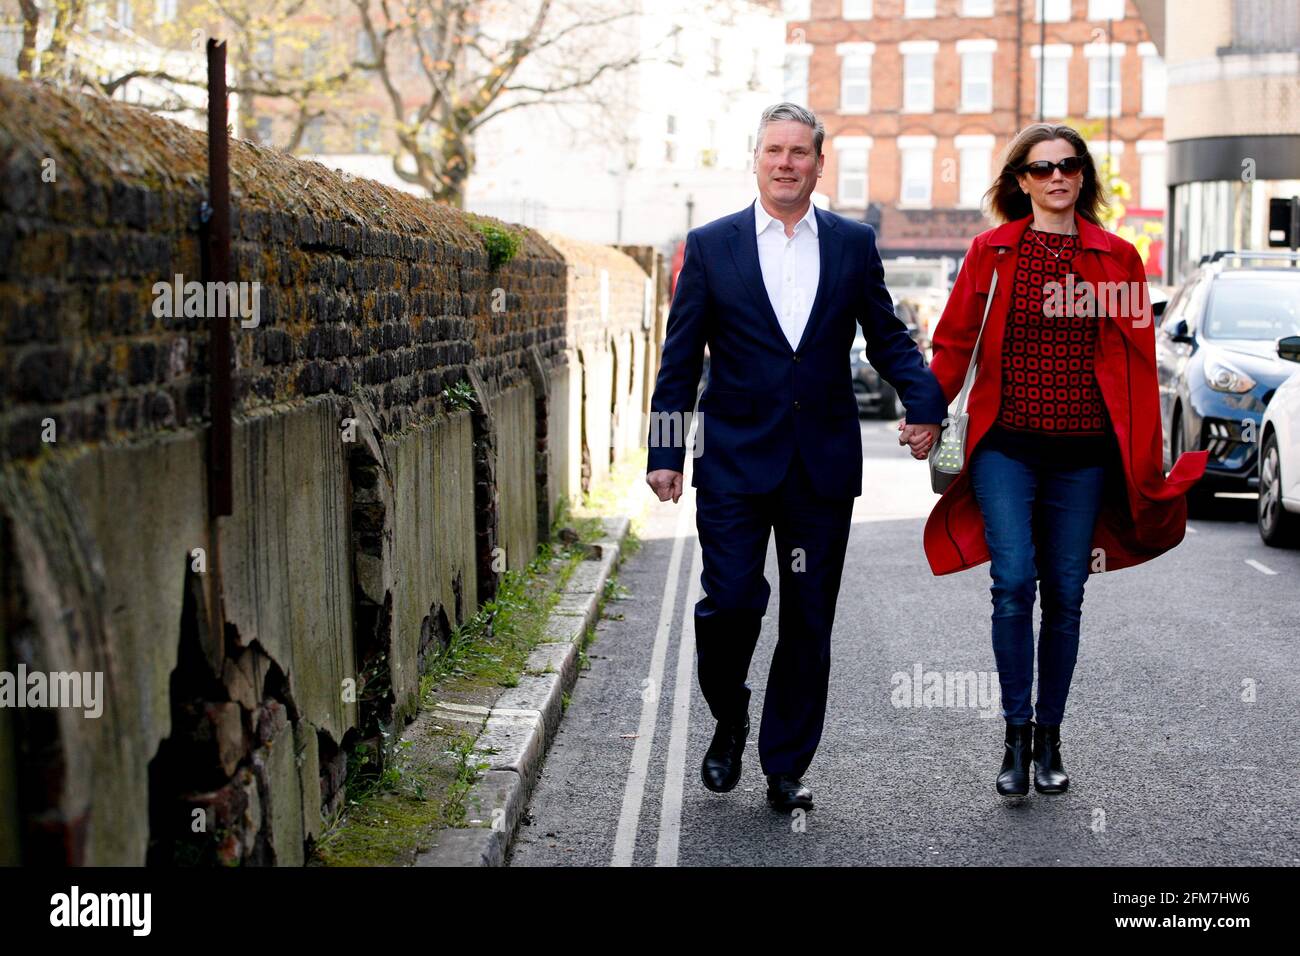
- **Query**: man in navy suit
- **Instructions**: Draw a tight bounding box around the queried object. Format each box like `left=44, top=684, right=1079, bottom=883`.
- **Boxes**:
left=645, top=103, right=946, bottom=812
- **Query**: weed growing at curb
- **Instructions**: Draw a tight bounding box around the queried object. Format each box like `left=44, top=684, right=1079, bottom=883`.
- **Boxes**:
left=311, top=539, right=590, bottom=866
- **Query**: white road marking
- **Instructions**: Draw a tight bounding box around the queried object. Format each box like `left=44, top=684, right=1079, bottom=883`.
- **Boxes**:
left=610, top=476, right=695, bottom=866
left=1245, top=559, right=1278, bottom=576
left=656, top=539, right=702, bottom=867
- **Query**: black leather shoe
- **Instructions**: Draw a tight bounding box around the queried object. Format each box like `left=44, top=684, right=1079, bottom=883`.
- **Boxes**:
left=766, top=773, right=813, bottom=812
left=1032, top=721, right=1069, bottom=794
left=996, top=721, right=1032, bottom=796
left=701, top=715, right=749, bottom=792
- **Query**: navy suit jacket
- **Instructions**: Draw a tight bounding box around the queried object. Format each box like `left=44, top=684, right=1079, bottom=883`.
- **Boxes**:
left=646, top=201, right=948, bottom=499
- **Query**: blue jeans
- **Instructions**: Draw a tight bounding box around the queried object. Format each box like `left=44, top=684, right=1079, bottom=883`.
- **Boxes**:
left=969, top=444, right=1107, bottom=727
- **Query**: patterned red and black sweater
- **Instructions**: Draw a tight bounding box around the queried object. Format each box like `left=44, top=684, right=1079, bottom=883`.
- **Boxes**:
left=980, top=226, right=1115, bottom=467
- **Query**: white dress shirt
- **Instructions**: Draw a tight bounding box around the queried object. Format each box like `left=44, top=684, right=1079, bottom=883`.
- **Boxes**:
left=754, top=198, right=820, bottom=350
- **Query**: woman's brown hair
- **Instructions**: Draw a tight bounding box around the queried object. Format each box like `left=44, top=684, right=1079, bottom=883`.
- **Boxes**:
left=984, top=123, right=1110, bottom=226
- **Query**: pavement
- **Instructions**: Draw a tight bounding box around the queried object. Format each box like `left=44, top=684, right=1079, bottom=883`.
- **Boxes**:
left=506, top=418, right=1300, bottom=867
left=413, top=516, right=629, bottom=867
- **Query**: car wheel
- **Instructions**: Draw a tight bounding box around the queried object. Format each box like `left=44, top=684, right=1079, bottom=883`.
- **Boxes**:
left=878, top=385, right=904, bottom=421
left=1258, top=433, right=1300, bottom=548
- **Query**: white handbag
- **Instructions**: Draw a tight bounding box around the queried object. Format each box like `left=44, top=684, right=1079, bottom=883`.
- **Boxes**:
left=928, top=269, right=998, bottom=494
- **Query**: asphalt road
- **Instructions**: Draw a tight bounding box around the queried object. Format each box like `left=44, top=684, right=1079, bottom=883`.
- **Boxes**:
left=507, top=418, right=1300, bottom=867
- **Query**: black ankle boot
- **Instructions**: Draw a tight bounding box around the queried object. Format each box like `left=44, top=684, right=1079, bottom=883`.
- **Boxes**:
left=1032, top=721, right=1069, bottom=794
left=996, top=721, right=1032, bottom=796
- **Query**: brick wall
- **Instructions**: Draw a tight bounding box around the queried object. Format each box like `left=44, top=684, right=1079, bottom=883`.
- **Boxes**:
left=0, top=78, right=571, bottom=461
left=0, top=76, right=660, bottom=866
left=791, top=0, right=1165, bottom=253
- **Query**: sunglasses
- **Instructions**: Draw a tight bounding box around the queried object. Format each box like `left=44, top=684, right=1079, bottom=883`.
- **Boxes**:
left=1018, top=156, right=1085, bottom=180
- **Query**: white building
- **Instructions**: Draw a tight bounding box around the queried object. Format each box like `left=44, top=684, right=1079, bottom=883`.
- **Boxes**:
left=464, top=0, right=791, bottom=251
left=1, top=2, right=212, bottom=129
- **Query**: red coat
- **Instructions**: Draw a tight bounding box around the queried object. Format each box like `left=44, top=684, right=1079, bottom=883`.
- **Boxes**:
left=923, top=213, right=1208, bottom=576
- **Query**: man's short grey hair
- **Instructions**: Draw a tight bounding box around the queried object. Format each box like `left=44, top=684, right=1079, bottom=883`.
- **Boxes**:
left=755, top=103, right=825, bottom=156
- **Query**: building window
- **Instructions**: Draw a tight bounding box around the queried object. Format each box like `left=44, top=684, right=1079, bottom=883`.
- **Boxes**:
left=837, top=43, right=875, bottom=113
left=956, top=135, right=994, bottom=209
left=669, top=26, right=683, bottom=65
left=154, top=0, right=178, bottom=24
left=784, top=45, right=812, bottom=107
left=666, top=114, right=677, bottom=164
left=304, top=36, right=329, bottom=75
left=1088, top=0, right=1127, bottom=19
left=1138, top=141, right=1166, bottom=210
left=710, top=37, right=722, bottom=76
left=958, top=41, right=995, bottom=112
left=254, top=117, right=273, bottom=145
left=904, top=0, right=936, bottom=17
left=837, top=145, right=870, bottom=206
left=901, top=43, right=937, bottom=113
left=1035, top=0, right=1070, bottom=22
left=962, top=0, right=995, bottom=15
left=1231, top=0, right=1300, bottom=52
left=783, top=0, right=811, bottom=20
left=253, top=37, right=275, bottom=72
left=115, top=0, right=135, bottom=29
left=841, top=58, right=871, bottom=112
left=302, top=117, right=325, bottom=153
left=843, top=0, right=873, bottom=17
left=356, top=30, right=376, bottom=64
left=355, top=114, right=380, bottom=153
left=899, top=136, right=936, bottom=207
left=1087, top=44, right=1124, bottom=117
left=1088, top=140, right=1125, bottom=178
left=1140, top=43, right=1165, bottom=116
left=1033, top=45, right=1071, bottom=117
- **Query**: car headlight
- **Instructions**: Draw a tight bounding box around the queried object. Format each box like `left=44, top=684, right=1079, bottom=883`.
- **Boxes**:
left=1204, top=357, right=1256, bottom=393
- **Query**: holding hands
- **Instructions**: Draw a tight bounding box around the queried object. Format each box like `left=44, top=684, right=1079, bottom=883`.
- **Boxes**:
left=897, top=418, right=941, bottom=460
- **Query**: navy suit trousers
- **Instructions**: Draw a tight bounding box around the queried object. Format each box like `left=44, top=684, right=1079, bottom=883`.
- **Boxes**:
left=693, top=450, right=855, bottom=778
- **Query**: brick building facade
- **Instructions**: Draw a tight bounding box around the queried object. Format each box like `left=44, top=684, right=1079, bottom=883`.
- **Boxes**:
left=783, top=0, right=1166, bottom=265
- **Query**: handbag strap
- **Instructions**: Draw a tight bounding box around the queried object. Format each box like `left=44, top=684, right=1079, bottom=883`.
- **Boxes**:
left=952, top=267, right=998, bottom=418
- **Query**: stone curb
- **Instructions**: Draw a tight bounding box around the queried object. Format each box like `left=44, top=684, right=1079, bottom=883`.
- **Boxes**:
left=413, top=515, right=630, bottom=867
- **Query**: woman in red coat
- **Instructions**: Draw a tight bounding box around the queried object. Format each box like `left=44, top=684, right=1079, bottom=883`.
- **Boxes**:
left=918, top=124, right=1207, bottom=797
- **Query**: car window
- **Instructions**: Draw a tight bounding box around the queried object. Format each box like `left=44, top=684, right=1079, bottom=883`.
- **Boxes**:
left=1181, top=274, right=1213, bottom=334
left=1160, top=282, right=1190, bottom=333
left=1202, top=275, right=1300, bottom=341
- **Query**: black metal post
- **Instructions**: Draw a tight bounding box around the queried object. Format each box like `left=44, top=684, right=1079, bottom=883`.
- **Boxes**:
left=1038, top=1, right=1046, bottom=122
left=1290, top=196, right=1299, bottom=262
left=1106, top=18, right=1114, bottom=173
left=205, top=38, right=233, bottom=517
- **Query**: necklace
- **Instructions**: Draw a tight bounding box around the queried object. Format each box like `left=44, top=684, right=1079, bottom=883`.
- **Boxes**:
left=1029, top=226, right=1076, bottom=260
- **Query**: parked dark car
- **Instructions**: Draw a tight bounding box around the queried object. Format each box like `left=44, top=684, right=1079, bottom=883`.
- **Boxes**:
left=1155, top=251, right=1300, bottom=506
left=852, top=302, right=923, bottom=419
